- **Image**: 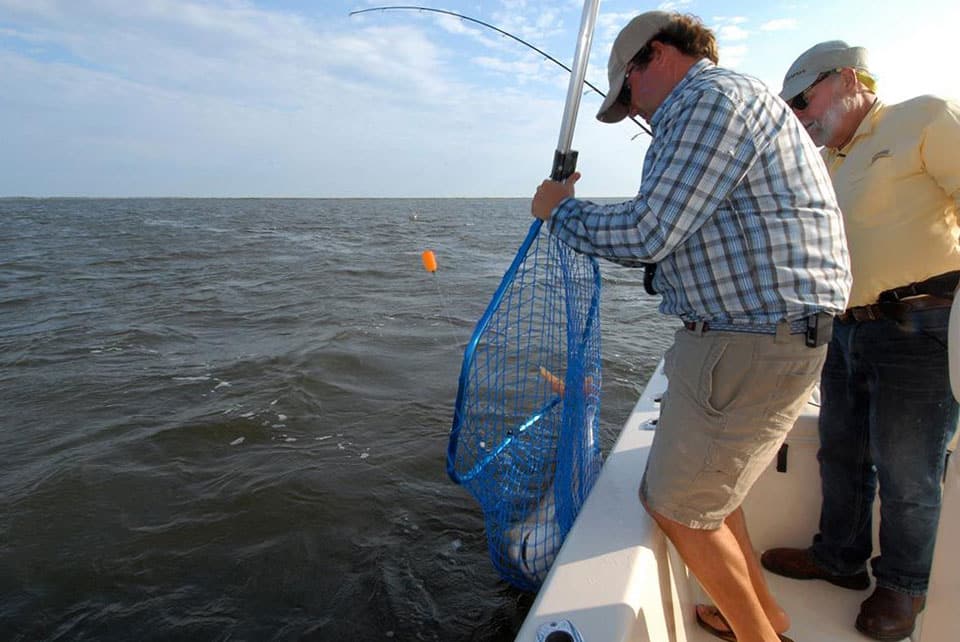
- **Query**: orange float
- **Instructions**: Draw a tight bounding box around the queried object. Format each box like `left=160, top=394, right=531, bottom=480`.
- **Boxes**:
left=421, top=250, right=438, bottom=273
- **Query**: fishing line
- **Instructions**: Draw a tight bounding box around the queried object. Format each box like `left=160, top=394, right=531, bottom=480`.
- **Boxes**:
left=349, top=5, right=652, bottom=138
left=420, top=249, right=469, bottom=346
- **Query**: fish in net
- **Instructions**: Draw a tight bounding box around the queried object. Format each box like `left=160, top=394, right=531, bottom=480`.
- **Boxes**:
left=447, top=219, right=603, bottom=590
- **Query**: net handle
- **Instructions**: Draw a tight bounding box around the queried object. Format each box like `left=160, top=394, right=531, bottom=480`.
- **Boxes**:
left=447, top=1, right=602, bottom=483
left=551, top=0, right=601, bottom=181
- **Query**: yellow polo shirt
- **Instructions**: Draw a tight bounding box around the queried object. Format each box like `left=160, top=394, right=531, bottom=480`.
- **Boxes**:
left=824, top=96, right=960, bottom=307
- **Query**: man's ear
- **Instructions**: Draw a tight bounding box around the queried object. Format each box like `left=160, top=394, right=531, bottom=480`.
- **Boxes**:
left=838, top=67, right=859, bottom=91
left=648, top=40, right=665, bottom=64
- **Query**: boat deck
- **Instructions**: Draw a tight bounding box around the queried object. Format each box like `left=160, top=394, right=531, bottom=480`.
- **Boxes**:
left=677, top=579, right=890, bottom=642
left=765, top=573, right=899, bottom=642
left=514, top=358, right=958, bottom=641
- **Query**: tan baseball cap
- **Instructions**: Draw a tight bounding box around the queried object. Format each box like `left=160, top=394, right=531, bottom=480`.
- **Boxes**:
left=781, top=40, right=869, bottom=100
left=596, top=11, right=674, bottom=123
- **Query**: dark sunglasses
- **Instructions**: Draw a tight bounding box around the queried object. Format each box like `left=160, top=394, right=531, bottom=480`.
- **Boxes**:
left=617, top=67, right=634, bottom=106
left=617, top=63, right=641, bottom=106
left=787, top=70, right=837, bottom=111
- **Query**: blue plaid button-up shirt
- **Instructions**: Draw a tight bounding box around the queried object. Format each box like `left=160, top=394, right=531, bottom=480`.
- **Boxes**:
left=550, top=60, right=851, bottom=326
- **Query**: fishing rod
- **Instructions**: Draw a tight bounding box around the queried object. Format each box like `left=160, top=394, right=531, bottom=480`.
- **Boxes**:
left=348, top=5, right=652, bottom=137
left=443, top=0, right=605, bottom=591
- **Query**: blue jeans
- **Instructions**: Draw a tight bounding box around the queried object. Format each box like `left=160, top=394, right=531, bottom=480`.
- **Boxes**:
left=810, top=307, right=958, bottom=596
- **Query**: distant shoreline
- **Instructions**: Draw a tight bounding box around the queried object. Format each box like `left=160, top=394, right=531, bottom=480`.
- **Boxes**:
left=0, top=195, right=634, bottom=200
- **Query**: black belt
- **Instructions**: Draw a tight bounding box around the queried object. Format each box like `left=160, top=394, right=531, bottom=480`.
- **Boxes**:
left=682, top=317, right=809, bottom=335
left=838, top=295, right=952, bottom=324
left=878, top=270, right=959, bottom=303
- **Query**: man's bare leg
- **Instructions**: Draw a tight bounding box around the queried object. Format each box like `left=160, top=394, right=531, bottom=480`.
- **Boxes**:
left=695, top=507, right=790, bottom=635
left=727, top=507, right=789, bottom=630
left=647, top=506, right=782, bottom=642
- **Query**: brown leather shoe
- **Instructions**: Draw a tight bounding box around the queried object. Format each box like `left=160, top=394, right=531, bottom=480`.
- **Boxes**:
left=855, top=586, right=926, bottom=640
left=760, top=547, right=871, bottom=590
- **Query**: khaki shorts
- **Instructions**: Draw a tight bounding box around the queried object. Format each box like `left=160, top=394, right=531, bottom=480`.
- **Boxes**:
left=640, top=326, right=826, bottom=529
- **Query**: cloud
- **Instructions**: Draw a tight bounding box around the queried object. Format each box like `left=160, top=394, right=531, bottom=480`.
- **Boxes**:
left=0, top=0, right=587, bottom=196
left=715, top=16, right=749, bottom=25
left=472, top=54, right=548, bottom=78
left=491, top=1, right=565, bottom=43
left=657, top=0, right=695, bottom=12
left=0, top=0, right=656, bottom=197
left=716, top=24, right=749, bottom=41
left=760, top=18, right=798, bottom=31
left=720, top=44, right=749, bottom=69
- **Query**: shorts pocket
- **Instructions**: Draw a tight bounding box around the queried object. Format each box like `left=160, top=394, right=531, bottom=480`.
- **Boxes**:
left=700, top=339, right=746, bottom=416
left=688, top=441, right=751, bottom=516
left=702, top=441, right=749, bottom=478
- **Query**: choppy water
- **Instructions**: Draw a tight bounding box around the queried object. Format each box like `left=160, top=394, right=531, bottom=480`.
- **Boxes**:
left=0, top=198, right=673, bottom=641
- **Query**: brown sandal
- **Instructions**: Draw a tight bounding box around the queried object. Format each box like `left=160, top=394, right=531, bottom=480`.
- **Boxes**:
left=695, top=605, right=795, bottom=642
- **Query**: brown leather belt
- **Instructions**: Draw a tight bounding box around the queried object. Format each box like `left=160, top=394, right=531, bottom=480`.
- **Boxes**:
left=838, top=295, right=953, bottom=323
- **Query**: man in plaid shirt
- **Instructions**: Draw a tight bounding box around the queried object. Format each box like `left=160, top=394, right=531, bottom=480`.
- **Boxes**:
left=531, top=11, right=850, bottom=642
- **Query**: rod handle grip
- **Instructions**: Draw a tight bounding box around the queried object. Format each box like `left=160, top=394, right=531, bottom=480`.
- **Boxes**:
left=551, top=150, right=579, bottom=182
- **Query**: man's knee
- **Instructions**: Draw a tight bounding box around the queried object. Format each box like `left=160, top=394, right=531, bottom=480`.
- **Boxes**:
left=639, top=491, right=684, bottom=534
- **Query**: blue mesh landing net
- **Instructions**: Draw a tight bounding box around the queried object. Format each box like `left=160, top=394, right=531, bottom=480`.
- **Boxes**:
left=447, top=219, right=603, bottom=591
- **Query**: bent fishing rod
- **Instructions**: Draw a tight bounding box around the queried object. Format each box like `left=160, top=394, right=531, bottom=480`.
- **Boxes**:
left=349, top=5, right=652, bottom=137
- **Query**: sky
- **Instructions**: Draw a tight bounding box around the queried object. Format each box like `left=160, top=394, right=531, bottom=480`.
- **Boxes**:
left=2, top=0, right=958, bottom=198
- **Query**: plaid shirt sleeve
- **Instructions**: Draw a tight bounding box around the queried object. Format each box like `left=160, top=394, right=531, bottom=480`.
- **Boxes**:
left=549, top=87, right=758, bottom=265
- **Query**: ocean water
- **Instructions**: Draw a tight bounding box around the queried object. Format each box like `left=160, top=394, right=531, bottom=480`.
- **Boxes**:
left=0, top=198, right=674, bottom=641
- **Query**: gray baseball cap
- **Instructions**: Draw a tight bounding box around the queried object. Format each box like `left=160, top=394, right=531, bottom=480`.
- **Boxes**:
left=596, top=11, right=674, bottom=123
left=781, top=40, right=869, bottom=100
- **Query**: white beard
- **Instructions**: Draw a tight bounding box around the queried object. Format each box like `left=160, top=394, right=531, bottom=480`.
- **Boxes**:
left=806, top=94, right=856, bottom=148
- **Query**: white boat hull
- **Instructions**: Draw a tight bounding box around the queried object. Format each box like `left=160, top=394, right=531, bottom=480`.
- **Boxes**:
left=516, top=359, right=959, bottom=642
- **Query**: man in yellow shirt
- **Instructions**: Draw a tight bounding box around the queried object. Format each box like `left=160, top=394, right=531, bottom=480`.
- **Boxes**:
left=762, top=41, right=960, bottom=640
